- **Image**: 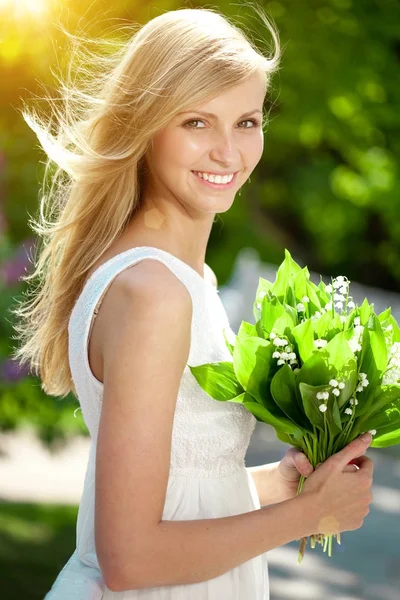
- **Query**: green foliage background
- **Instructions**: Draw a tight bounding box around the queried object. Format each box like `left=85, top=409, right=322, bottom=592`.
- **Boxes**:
left=1, top=0, right=399, bottom=446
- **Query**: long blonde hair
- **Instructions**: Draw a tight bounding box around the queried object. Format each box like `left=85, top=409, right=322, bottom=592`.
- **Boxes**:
left=10, top=6, right=280, bottom=398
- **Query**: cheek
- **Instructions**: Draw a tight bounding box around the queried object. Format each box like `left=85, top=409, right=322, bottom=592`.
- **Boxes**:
left=153, top=130, right=204, bottom=169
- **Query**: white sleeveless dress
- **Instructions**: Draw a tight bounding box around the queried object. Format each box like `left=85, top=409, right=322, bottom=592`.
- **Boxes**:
left=44, top=246, right=270, bottom=599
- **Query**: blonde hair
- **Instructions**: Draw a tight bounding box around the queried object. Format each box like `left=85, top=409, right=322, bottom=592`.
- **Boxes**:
left=10, top=5, right=281, bottom=398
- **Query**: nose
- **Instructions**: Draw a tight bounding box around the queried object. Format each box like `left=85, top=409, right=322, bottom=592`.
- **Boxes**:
left=209, top=130, right=241, bottom=167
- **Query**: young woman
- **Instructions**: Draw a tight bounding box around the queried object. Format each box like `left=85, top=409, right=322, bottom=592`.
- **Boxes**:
left=13, top=7, right=374, bottom=599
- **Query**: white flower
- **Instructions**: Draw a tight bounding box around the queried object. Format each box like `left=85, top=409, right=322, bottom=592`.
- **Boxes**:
left=319, top=404, right=328, bottom=413
left=356, top=385, right=364, bottom=393
left=339, top=286, right=348, bottom=295
left=270, top=332, right=277, bottom=339
left=361, top=379, right=369, bottom=387
left=345, top=408, right=353, bottom=415
left=369, top=429, right=377, bottom=436
left=348, top=301, right=356, bottom=309
left=289, top=352, right=297, bottom=360
left=272, top=351, right=281, bottom=359
left=383, top=342, right=400, bottom=385
left=301, top=296, right=310, bottom=303
left=329, top=379, right=339, bottom=387
left=317, top=391, right=329, bottom=401
left=315, top=338, right=328, bottom=348
left=336, top=276, right=346, bottom=283
left=335, top=301, right=344, bottom=310
left=354, top=317, right=361, bottom=326
left=325, top=284, right=332, bottom=293
left=332, top=388, right=340, bottom=396
left=350, top=398, right=359, bottom=405
left=338, top=382, right=345, bottom=389
left=325, top=302, right=333, bottom=310
left=296, top=303, right=305, bottom=312
left=340, top=316, right=347, bottom=324
left=277, top=359, right=285, bottom=366
left=334, top=294, right=346, bottom=302
left=273, top=337, right=286, bottom=347
left=386, top=324, right=393, bottom=332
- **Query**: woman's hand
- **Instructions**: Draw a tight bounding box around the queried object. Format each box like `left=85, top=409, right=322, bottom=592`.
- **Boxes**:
left=276, top=447, right=314, bottom=500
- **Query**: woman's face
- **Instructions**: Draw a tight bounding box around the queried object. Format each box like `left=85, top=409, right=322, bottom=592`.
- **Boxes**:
left=144, top=72, right=266, bottom=216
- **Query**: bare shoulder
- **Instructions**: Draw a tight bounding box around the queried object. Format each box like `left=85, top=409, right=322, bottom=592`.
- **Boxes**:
left=95, top=258, right=193, bottom=363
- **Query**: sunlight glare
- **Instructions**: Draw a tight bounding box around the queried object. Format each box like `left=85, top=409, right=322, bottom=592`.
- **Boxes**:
left=0, top=0, right=50, bottom=18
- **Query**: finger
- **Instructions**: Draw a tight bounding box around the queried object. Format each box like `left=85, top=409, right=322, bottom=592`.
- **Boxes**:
left=294, top=452, right=314, bottom=475
left=353, top=455, right=374, bottom=477
left=329, top=433, right=372, bottom=470
left=343, top=463, right=359, bottom=473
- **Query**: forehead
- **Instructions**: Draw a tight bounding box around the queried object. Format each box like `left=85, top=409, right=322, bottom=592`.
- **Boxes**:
left=176, top=76, right=266, bottom=119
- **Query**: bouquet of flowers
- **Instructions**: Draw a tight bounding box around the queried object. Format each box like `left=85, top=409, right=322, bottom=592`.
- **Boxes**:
left=189, top=249, right=400, bottom=563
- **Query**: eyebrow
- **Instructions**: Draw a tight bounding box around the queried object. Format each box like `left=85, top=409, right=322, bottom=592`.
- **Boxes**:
left=177, top=109, right=263, bottom=119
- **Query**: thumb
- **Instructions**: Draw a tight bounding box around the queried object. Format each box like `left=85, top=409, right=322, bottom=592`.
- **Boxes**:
left=329, top=432, right=372, bottom=470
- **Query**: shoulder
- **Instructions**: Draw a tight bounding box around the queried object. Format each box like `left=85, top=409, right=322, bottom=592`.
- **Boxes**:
left=98, top=259, right=193, bottom=350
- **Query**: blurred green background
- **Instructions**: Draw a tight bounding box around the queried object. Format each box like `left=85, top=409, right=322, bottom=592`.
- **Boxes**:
left=0, top=0, right=399, bottom=598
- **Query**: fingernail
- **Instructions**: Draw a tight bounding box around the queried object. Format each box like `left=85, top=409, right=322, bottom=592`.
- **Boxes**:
left=360, top=432, right=372, bottom=442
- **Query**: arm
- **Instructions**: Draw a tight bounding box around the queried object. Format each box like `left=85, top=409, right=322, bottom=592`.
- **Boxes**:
left=95, top=261, right=321, bottom=593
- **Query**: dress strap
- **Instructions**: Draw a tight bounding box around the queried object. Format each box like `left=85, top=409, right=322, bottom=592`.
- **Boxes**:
left=68, top=247, right=214, bottom=436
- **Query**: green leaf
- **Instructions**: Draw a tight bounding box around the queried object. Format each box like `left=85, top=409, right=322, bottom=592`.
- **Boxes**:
left=242, top=398, right=304, bottom=438
left=276, top=430, right=295, bottom=444
left=270, top=364, right=313, bottom=431
left=378, top=307, right=392, bottom=323
left=298, top=382, right=327, bottom=432
left=260, top=295, right=285, bottom=334
left=336, top=358, right=359, bottom=409
left=296, top=352, right=332, bottom=387
left=371, top=429, right=400, bottom=448
left=188, top=361, right=244, bottom=401
left=271, top=249, right=303, bottom=298
left=322, top=331, right=355, bottom=373
left=354, top=385, right=400, bottom=433
left=369, top=315, right=388, bottom=373
left=271, top=311, right=296, bottom=339
left=358, top=400, right=400, bottom=444
left=299, top=382, right=343, bottom=436
left=312, top=311, right=341, bottom=340
left=222, top=328, right=235, bottom=356
left=237, top=321, right=258, bottom=339
left=360, top=298, right=373, bottom=325
left=292, top=319, right=315, bottom=363
left=232, top=336, right=275, bottom=405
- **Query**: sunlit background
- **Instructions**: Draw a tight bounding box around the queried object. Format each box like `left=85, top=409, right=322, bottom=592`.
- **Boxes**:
left=0, top=1, right=399, bottom=599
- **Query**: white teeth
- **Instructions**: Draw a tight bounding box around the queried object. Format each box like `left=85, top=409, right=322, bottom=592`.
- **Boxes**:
left=194, top=172, right=234, bottom=184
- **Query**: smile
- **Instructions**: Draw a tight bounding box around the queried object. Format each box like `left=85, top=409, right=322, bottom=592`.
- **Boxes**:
left=191, top=170, right=238, bottom=189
